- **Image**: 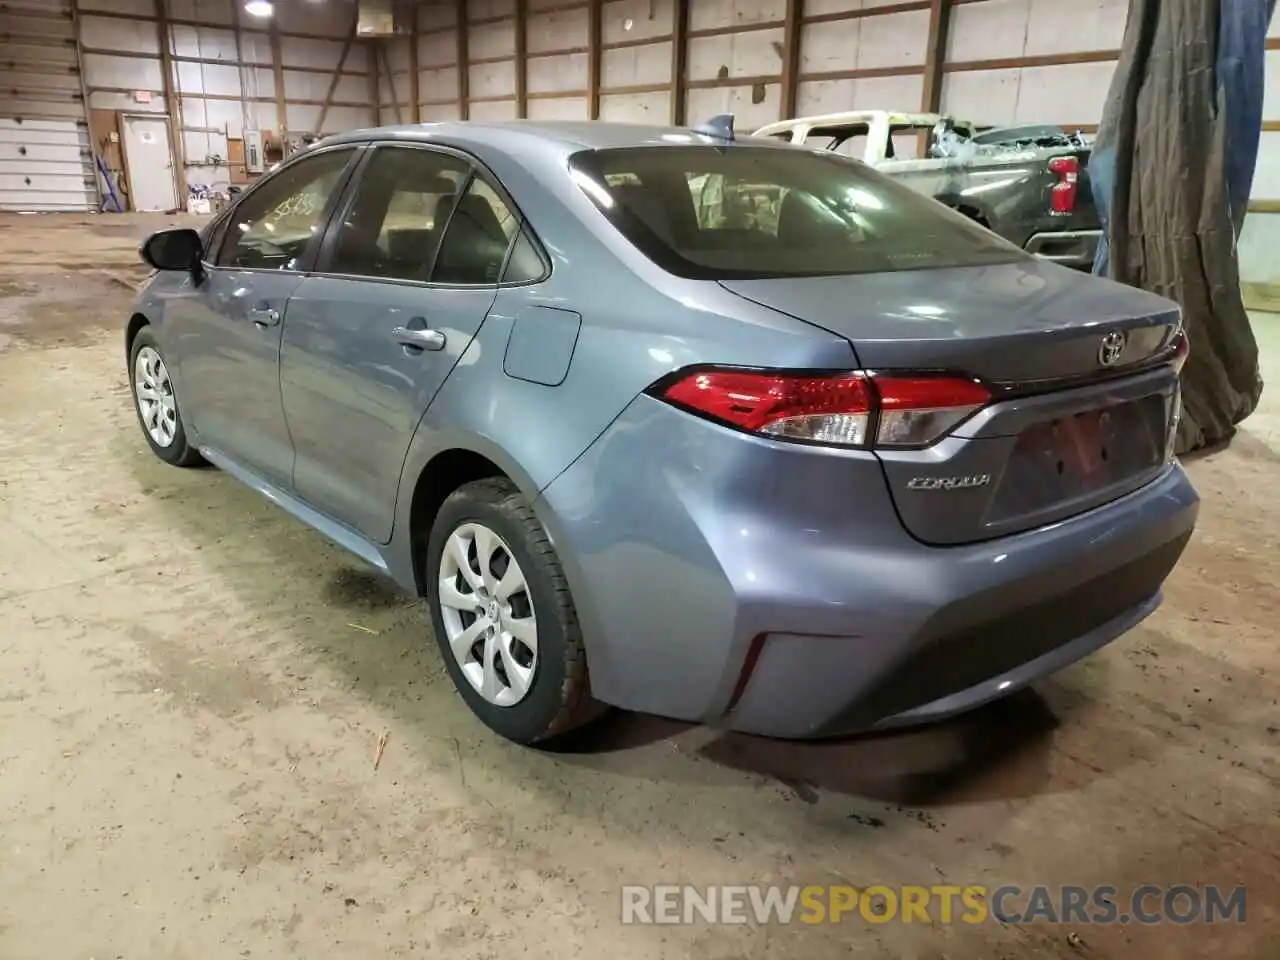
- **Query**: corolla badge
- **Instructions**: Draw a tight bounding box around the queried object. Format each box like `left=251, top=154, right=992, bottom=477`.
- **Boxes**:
left=1098, top=330, right=1128, bottom=367
left=907, top=475, right=991, bottom=491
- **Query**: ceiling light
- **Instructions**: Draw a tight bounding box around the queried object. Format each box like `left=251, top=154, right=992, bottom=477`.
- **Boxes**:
left=244, top=0, right=273, bottom=17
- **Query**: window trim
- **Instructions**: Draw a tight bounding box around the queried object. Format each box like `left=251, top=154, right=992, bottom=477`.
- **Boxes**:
left=204, top=143, right=364, bottom=275
left=309, top=140, right=551, bottom=290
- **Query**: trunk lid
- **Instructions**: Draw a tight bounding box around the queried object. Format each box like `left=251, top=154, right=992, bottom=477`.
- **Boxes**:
left=720, top=260, right=1182, bottom=545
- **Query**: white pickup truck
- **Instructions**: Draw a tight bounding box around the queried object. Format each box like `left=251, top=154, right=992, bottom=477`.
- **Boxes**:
left=753, top=110, right=1102, bottom=270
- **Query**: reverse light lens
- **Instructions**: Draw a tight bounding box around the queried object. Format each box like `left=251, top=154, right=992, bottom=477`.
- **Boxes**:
left=656, top=369, right=989, bottom=449
left=661, top=370, right=873, bottom=447
left=873, top=376, right=991, bottom=447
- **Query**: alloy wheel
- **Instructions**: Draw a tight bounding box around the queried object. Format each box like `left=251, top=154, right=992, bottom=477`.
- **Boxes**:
left=438, top=521, right=539, bottom=707
left=134, top=346, right=178, bottom=448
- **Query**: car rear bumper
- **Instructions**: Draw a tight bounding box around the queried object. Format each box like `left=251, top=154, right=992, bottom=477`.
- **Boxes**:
left=1023, top=229, right=1101, bottom=270
left=536, top=396, right=1199, bottom=740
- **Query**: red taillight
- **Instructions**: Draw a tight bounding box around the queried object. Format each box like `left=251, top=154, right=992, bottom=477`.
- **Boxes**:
left=655, top=368, right=989, bottom=449
left=1048, top=155, right=1079, bottom=215
left=1169, top=328, right=1190, bottom=374
left=660, top=369, right=874, bottom=446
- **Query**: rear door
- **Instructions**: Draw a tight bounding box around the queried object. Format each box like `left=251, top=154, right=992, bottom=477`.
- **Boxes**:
left=279, top=144, right=523, bottom=542
left=166, top=145, right=359, bottom=486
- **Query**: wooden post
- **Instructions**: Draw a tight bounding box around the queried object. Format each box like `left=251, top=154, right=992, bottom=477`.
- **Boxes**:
left=456, top=0, right=469, bottom=120
left=514, top=0, right=527, bottom=119
left=69, top=0, right=102, bottom=209
left=268, top=20, right=288, bottom=143
left=921, top=0, right=950, bottom=113
left=408, top=5, right=420, bottom=122
left=780, top=0, right=802, bottom=120
left=670, top=0, right=688, bottom=125
left=155, top=0, right=187, bottom=204
left=587, top=0, right=601, bottom=119
left=918, top=0, right=951, bottom=156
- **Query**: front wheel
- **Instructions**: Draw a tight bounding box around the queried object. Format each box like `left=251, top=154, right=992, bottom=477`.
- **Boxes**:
left=426, top=477, right=604, bottom=744
left=129, top=328, right=203, bottom=467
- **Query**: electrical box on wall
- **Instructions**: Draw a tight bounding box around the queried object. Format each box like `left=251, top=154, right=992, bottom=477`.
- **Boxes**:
left=244, top=130, right=264, bottom=174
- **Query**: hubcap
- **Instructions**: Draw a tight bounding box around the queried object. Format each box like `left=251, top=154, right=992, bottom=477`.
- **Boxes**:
left=438, top=522, right=538, bottom=707
left=134, top=346, right=178, bottom=448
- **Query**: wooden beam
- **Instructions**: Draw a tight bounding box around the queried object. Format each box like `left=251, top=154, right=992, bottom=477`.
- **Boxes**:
left=456, top=0, right=469, bottom=119
left=670, top=0, right=688, bottom=125
left=408, top=8, right=420, bottom=122
left=944, top=49, right=1118, bottom=72
left=268, top=19, right=288, bottom=142
left=154, top=0, right=187, bottom=204
left=314, top=18, right=357, bottom=134
left=514, top=0, right=527, bottom=118
left=779, top=0, right=802, bottom=120
left=688, top=20, right=784, bottom=38
left=803, top=0, right=928, bottom=25
left=587, top=0, right=601, bottom=119
left=380, top=43, right=403, bottom=124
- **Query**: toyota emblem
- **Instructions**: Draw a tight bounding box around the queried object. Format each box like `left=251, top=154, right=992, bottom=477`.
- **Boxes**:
left=1098, top=330, right=1128, bottom=367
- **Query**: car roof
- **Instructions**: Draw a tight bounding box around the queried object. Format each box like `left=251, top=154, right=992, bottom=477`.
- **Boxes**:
left=318, top=120, right=791, bottom=158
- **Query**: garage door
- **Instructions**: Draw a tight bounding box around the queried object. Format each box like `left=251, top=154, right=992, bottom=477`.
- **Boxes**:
left=0, top=0, right=97, bottom=211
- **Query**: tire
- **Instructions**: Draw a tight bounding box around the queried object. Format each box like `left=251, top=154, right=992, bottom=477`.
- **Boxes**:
left=128, top=327, right=204, bottom=467
left=426, top=477, right=605, bottom=744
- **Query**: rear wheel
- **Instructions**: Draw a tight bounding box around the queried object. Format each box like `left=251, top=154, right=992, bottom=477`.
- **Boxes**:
left=426, top=477, right=603, bottom=744
left=129, top=328, right=203, bottom=467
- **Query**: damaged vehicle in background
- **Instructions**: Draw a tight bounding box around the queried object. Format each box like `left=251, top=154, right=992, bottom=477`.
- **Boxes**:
left=754, top=110, right=1101, bottom=271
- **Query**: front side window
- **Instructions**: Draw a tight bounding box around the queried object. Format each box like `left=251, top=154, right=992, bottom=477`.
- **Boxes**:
left=325, top=146, right=471, bottom=281
left=216, top=148, right=353, bottom=270
left=569, top=145, right=1027, bottom=280
left=433, top=177, right=521, bottom=285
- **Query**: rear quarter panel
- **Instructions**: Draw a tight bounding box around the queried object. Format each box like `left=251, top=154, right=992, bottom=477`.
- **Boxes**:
left=387, top=137, right=856, bottom=583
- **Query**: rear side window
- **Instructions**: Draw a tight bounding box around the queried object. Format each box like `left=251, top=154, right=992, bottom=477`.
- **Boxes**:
left=325, top=146, right=471, bottom=282
left=433, top=178, right=521, bottom=285
left=569, top=145, right=1027, bottom=280
left=501, top=226, right=546, bottom=284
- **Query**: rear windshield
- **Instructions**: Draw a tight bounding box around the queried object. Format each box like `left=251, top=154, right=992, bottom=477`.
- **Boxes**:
left=568, top=145, right=1027, bottom=280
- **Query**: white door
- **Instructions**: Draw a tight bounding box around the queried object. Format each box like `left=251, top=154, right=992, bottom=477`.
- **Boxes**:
left=122, top=115, right=177, bottom=212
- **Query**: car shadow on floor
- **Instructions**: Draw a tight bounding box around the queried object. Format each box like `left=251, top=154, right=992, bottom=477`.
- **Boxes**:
left=553, top=687, right=1064, bottom=807
left=115, top=431, right=1101, bottom=815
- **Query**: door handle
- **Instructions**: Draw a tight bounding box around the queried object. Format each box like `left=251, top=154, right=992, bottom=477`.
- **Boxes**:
left=391, top=326, right=446, bottom=351
left=248, top=306, right=280, bottom=327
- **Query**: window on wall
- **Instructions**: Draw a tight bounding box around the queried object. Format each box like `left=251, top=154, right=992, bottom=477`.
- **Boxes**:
left=216, top=148, right=353, bottom=270
left=432, top=177, right=522, bottom=285
left=325, top=146, right=472, bottom=282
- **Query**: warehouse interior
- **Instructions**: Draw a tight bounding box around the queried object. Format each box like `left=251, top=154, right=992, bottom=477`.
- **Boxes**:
left=2, top=0, right=1279, bottom=957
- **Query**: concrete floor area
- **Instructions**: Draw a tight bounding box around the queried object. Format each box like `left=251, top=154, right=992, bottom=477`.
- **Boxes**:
left=1, top=213, right=1277, bottom=959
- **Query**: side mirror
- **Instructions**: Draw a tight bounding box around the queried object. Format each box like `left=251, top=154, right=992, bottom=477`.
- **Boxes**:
left=140, top=227, right=203, bottom=273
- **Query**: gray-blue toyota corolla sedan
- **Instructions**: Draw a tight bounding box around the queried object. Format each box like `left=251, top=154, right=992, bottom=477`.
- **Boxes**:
left=126, top=119, right=1199, bottom=744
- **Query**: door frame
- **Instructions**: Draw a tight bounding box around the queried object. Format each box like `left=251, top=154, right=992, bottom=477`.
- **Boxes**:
left=119, top=113, right=178, bottom=213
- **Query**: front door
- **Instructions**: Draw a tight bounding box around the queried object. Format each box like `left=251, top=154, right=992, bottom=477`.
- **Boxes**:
left=166, top=145, right=359, bottom=486
left=121, top=115, right=177, bottom=212
left=281, top=145, right=523, bottom=542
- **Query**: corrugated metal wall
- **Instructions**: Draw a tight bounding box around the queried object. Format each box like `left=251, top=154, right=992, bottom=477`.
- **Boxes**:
left=371, top=0, right=1143, bottom=133
left=0, top=0, right=97, bottom=210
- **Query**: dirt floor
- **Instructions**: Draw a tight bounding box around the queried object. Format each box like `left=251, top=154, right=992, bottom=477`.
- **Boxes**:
left=0, top=212, right=1277, bottom=959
